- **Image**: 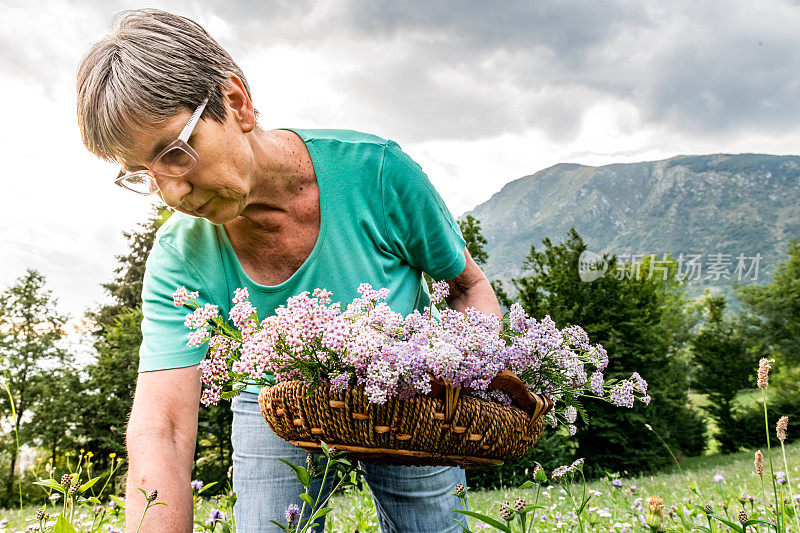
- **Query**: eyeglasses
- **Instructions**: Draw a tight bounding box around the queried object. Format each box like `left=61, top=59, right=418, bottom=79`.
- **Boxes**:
left=114, top=97, right=209, bottom=195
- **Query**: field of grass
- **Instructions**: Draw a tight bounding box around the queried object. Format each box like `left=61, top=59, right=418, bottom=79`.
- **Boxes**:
left=1, top=442, right=797, bottom=531
left=326, top=442, right=800, bottom=531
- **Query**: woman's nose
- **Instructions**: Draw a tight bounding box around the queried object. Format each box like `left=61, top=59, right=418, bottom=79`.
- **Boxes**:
left=154, top=173, right=192, bottom=207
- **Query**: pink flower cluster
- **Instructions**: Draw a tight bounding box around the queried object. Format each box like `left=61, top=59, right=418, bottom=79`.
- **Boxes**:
left=172, top=283, right=650, bottom=430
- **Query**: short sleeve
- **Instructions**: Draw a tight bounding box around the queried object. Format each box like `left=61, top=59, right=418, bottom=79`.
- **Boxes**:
left=380, top=140, right=467, bottom=281
left=138, top=240, right=210, bottom=372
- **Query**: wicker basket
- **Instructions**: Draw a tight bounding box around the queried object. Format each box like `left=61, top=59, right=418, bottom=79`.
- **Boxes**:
left=258, top=370, right=554, bottom=467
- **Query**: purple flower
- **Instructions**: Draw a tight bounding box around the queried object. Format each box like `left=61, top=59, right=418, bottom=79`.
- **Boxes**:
left=190, top=479, right=204, bottom=491
left=207, top=509, right=224, bottom=524
left=713, top=474, right=725, bottom=483
left=285, top=503, right=301, bottom=523
left=612, top=479, right=623, bottom=487
left=775, top=472, right=786, bottom=485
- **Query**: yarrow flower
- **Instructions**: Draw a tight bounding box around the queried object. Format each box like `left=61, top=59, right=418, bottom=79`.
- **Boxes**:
left=172, top=286, right=198, bottom=307
left=175, top=284, right=649, bottom=433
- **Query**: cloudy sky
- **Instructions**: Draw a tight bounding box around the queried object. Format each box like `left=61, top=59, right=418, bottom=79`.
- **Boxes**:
left=2, top=0, right=800, bottom=320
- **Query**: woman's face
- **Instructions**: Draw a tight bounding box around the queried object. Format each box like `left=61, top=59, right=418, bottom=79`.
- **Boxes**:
left=119, top=84, right=256, bottom=225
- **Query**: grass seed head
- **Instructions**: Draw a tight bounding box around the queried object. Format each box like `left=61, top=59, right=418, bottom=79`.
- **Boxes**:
left=754, top=450, right=764, bottom=477
left=776, top=416, right=788, bottom=441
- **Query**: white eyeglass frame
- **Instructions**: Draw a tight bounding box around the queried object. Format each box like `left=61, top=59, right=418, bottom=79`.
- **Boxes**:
left=114, top=97, right=209, bottom=196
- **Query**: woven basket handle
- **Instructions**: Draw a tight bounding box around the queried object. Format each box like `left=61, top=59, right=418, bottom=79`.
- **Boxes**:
left=427, top=370, right=554, bottom=419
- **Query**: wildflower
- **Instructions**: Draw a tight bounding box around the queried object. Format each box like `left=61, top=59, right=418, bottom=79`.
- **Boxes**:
left=146, top=489, right=158, bottom=503
left=285, top=504, right=301, bottom=524
left=704, top=504, right=712, bottom=515
left=60, top=474, right=72, bottom=486
left=775, top=471, right=786, bottom=485
left=109, top=453, right=116, bottom=459
left=757, top=358, right=772, bottom=388
left=207, top=509, right=224, bottom=524
left=35, top=507, right=47, bottom=520
left=565, top=405, right=578, bottom=424
left=612, top=479, right=623, bottom=487
left=499, top=501, right=514, bottom=521
left=514, top=497, right=527, bottom=512
left=738, top=510, right=748, bottom=525
left=430, top=280, right=450, bottom=304
left=645, top=496, right=664, bottom=530
left=755, top=450, right=764, bottom=476
left=713, top=473, right=725, bottom=483
left=453, top=483, right=466, bottom=496
left=776, top=416, right=788, bottom=441
left=190, top=480, right=204, bottom=491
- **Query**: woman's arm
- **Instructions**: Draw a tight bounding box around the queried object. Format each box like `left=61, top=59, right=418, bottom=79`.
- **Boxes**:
left=445, top=248, right=501, bottom=319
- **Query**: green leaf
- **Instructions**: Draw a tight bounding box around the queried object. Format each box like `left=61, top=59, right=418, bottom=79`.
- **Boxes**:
left=299, top=493, right=314, bottom=506
left=519, top=481, right=536, bottom=489
left=311, top=506, right=333, bottom=520
left=34, top=479, right=66, bottom=494
left=576, top=494, right=593, bottom=515
left=453, top=510, right=512, bottom=533
left=109, top=495, right=126, bottom=510
left=276, top=458, right=311, bottom=487
left=198, top=481, right=219, bottom=495
left=520, top=504, right=545, bottom=514
left=710, top=515, right=744, bottom=533
left=268, top=519, right=290, bottom=531
left=79, top=476, right=101, bottom=494
left=53, top=515, right=78, bottom=533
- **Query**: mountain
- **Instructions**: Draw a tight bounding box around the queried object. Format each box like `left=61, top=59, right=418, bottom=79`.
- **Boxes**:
left=465, top=154, right=800, bottom=302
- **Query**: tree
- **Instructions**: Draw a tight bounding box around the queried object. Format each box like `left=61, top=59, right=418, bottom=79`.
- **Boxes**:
left=0, top=269, right=69, bottom=505
left=689, top=295, right=754, bottom=453
left=737, top=238, right=800, bottom=368
left=458, top=215, right=488, bottom=266
left=24, top=368, right=83, bottom=466
left=511, top=229, right=705, bottom=475
left=91, top=206, right=172, bottom=331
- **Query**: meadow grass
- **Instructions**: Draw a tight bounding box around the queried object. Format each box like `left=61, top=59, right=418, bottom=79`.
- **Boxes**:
left=1, top=442, right=797, bottom=531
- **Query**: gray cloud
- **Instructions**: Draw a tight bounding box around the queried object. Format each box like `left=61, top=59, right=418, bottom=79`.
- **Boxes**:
left=8, top=0, right=800, bottom=144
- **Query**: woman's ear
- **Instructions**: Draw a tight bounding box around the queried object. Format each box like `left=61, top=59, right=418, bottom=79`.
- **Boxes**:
left=222, top=72, right=255, bottom=133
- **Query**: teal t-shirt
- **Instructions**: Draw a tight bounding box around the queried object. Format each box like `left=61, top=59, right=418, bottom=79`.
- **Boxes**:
left=139, top=128, right=467, bottom=393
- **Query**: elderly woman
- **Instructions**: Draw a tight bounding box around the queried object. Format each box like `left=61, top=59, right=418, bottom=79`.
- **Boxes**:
left=77, top=9, right=500, bottom=533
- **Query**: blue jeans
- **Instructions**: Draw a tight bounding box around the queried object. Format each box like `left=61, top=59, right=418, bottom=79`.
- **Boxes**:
left=231, top=392, right=469, bottom=532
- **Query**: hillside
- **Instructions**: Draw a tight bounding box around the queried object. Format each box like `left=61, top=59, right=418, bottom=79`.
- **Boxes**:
left=466, top=154, right=800, bottom=301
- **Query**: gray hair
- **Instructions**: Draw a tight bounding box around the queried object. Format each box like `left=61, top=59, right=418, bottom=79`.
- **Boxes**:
left=77, top=8, right=256, bottom=163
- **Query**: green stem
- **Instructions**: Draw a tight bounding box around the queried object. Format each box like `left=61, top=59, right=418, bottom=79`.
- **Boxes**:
left=136, top=501, right=150, bottom=533
left=780, top=440, right=800, bottom=533
left=762, top=389, right=781, bottom=532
